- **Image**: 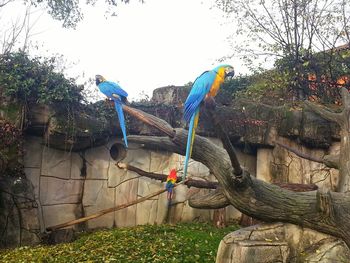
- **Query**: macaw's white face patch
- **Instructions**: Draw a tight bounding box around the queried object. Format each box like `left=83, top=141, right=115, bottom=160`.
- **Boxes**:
left=225, top=66, right=235, bottom=78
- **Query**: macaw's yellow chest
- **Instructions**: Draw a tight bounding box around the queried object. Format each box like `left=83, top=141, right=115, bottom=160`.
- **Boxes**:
left=208, top=69, right=225, bottom=97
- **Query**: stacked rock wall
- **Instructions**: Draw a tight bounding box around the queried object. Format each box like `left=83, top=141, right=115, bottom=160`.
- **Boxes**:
left=22, top=135, right=251, bottom=242
left=18, top=130, right=340, bottom=248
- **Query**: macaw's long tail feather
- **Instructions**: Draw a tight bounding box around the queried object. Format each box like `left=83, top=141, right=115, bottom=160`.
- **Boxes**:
left=183, top=109, right=199, bottom=180
left=114, top=101, right=128, bottom=148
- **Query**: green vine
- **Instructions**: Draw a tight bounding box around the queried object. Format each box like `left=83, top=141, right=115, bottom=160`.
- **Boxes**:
left=0, top=120, right=23, bottom=177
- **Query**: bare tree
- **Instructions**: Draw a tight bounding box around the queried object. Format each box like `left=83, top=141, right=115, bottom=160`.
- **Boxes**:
left=217, top=0, right=350, bottom=99
left=0, top=1, right=144, bottom=29
left=0, top=3, right=43, bottom=54
left=0, top=0, right=13, bottom=8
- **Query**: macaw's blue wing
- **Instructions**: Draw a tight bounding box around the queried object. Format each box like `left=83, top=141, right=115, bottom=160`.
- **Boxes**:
left=98, top=81, right=128, bottom=100
left=96, top=79, right=128, bottom=147
left=182, top=70, right=217, bottom=179
left=183, top=70, right=217, bottom=122
left=113, top=100, right=128, bottom=148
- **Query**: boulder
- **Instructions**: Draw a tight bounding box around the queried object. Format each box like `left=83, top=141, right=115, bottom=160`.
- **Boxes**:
left=216, top=223, right=350, bottom=263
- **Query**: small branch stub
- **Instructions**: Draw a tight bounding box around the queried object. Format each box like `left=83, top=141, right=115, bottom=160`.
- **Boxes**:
left=203, top=99, right=243, bottom=177
left=316, top=189, right=335, bottom=220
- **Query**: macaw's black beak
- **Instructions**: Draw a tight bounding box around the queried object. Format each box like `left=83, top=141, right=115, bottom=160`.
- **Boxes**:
left=226, top=68, right=235, bottom=79
left=95, top=75, right=104, bottom=86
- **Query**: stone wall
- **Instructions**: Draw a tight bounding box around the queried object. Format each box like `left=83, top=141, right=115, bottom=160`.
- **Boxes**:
left=3, top=125, right=338, bottom=249
left=21, top=135, right=253, bottom=243
left=216, top=223, right=350, bottom=263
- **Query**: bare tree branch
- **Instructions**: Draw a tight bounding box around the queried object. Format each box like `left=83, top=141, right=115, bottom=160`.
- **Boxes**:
left=304, top=100, right=343, bottom=125
left=0, top=0, right=13, bottom=8
left=1, top=4, right=34, bottom=54
left=274, top=140, right=340, bottom=169
left=275, top=140, right=323, bottom=164
left=46, top=182, right=184, bottom=232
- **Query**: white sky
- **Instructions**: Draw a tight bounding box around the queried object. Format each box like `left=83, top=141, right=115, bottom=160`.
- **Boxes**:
left=1, top=0, right=246, bottom=101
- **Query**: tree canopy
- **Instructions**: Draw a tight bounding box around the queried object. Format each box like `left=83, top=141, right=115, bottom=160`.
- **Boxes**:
left=0, top=0, right=143, bottom=28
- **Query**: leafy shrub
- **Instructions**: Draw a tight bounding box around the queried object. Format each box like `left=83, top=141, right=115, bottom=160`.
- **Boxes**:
left=0, top=52, right=84, bottom=107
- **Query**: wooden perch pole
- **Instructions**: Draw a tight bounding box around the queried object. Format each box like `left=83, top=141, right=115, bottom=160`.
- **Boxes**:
left=117, top=162, right=218, bottom=189
left=118, top=162, right=317, bottom=192
left=46, top=182, right=184, bottom=232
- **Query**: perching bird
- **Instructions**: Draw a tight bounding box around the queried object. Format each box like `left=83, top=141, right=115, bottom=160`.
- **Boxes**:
left=182, top=65, right=235, bottom=180
left=166, top=169, right=177, bottom=201
left=95, top=75, right=129, bottom=147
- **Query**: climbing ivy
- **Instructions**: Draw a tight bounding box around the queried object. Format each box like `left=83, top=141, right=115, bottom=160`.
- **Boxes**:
left=0, top=120, right=23, bottom=177
left=0, top=51, right=88, bottom=177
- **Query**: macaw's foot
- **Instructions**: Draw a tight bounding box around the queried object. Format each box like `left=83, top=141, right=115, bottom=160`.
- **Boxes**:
left=105, top=99, right=114, bottom=107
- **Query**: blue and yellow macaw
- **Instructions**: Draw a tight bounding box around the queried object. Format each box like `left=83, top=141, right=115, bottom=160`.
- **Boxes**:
left=95, top=75, right=129, bottom=148
left=182, top=65, right=235, bottom=180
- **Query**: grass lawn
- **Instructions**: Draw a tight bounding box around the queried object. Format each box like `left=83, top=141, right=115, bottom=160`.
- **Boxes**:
left=0, top=222, right=239, bottom=263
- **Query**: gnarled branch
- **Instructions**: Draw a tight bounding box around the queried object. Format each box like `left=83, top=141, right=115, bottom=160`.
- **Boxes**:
left=125, top=104, right=350, bottom=247
left=304, top=101, right=343, bottom=126
left=275, top=140, right=340, bottom=169
left=304, top=87, right=350, bottom=192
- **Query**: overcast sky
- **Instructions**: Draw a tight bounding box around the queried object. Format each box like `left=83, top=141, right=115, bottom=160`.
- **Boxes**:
left=2, top=0, right=245, bottom=101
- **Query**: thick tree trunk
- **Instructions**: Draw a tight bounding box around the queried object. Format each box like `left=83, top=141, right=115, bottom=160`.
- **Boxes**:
left=123, top=98, right=350, bottom=247
left=305, top=88, right=350, bottom=192
left=338, top=128, right=350, bottom=192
